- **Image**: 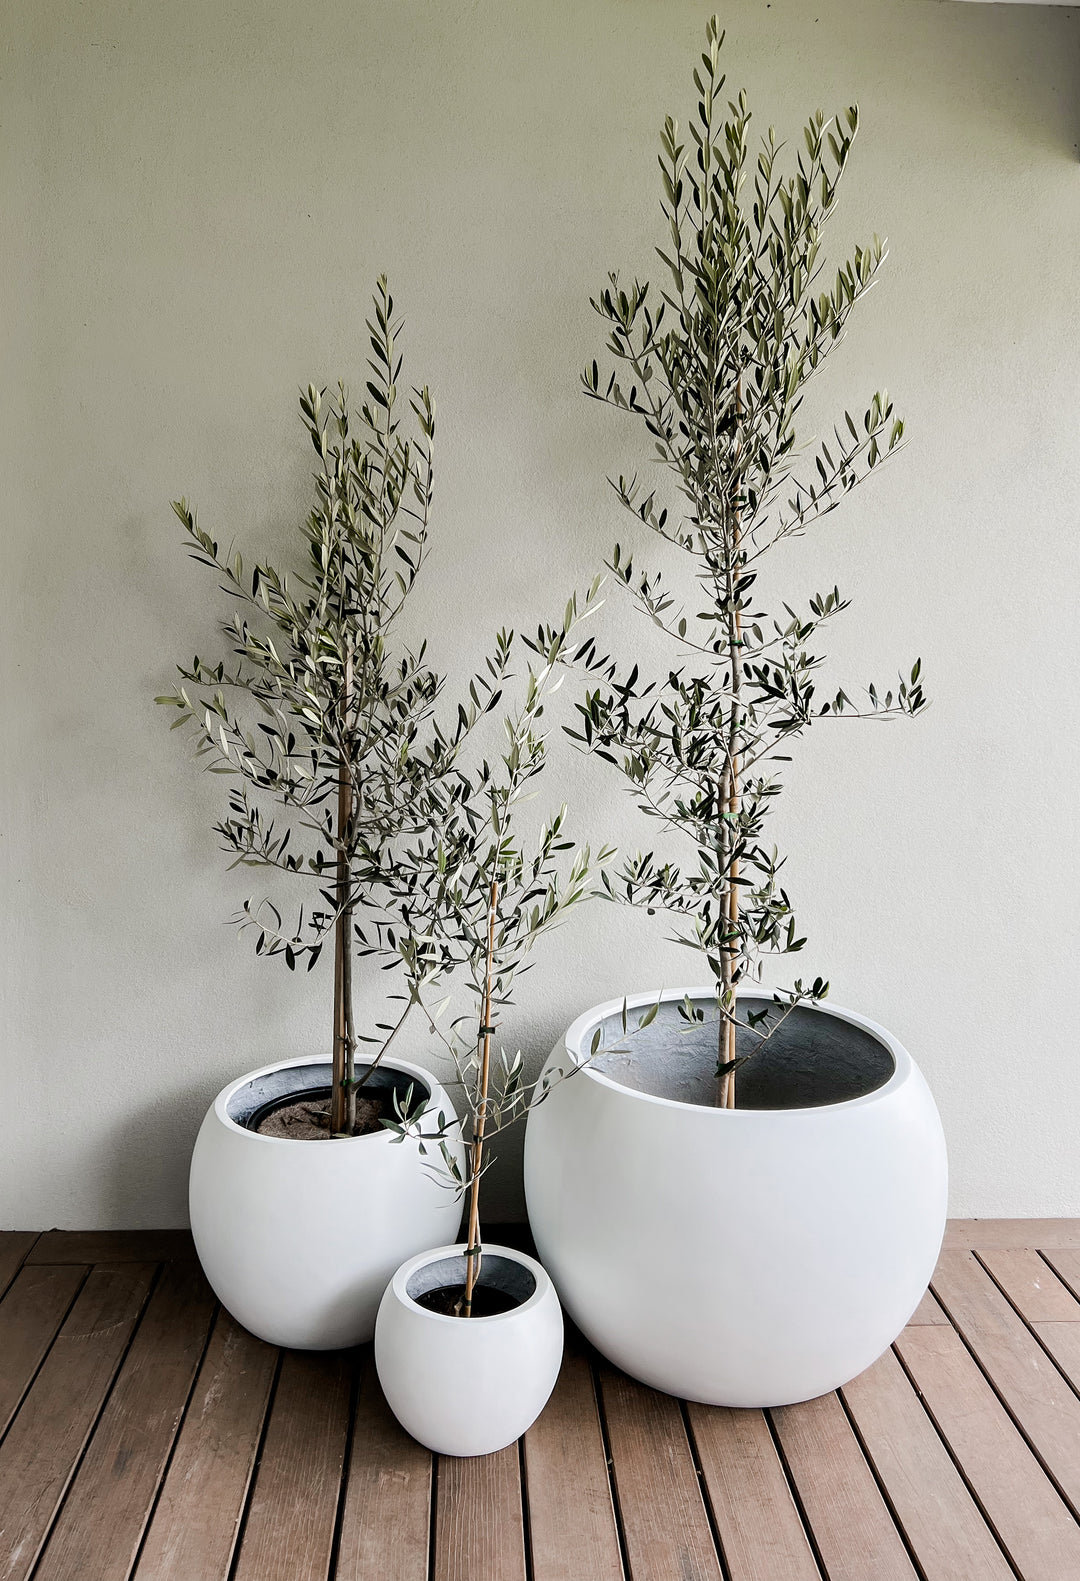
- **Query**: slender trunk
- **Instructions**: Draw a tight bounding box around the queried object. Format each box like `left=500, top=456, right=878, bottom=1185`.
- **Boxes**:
left=718, top=381, right=743, bottom=1111
left=719, top=750, right=739, bottom=1110
left=717, top=759, right=733, bottom=1106
left=331, top=647, right=355, bottom=1136
left=462, top=878, right=498, bottom=1317
left=718, top=748, right=740, bottom=1108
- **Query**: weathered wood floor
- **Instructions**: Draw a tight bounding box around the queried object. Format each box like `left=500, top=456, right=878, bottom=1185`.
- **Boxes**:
left=2, top=1222, right=1080, bottom=1580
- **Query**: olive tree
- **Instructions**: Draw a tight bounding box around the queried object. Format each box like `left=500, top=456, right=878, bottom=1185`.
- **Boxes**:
left=556, top=18, right=926, bottom=1106
left=385, top=592, right=612, bottom=1314
left=159, top=279, right=508, bottom=1135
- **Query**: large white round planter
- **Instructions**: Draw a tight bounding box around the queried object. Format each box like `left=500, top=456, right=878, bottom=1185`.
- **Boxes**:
left=524, top=990, right=947, bottom=1408
left=189, top=1056, right=464, bottom=1349
left=375, top=1244, right=564, bottom=1455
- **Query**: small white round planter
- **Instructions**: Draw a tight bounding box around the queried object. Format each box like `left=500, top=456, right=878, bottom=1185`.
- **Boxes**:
left=189, top=1056, right=464, bottom=1350
left=524, top=990, right=947, bottom=1408
left=375, top=1244, right=564, bottom=1455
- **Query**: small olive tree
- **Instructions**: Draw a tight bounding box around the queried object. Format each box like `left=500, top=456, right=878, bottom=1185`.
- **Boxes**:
left=159, top=279, right=508, bottom=1135
left=385, top=599, right=612, bottom=1314
left=556, top=18, right=926, bottom=1107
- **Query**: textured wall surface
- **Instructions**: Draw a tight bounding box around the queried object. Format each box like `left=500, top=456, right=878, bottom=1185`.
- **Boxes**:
left=4, top=0, right=1079, bottom=1226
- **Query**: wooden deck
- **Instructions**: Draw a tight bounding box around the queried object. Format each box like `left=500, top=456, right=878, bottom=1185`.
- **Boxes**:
left=2, top=1222, right=1080, bottom=1581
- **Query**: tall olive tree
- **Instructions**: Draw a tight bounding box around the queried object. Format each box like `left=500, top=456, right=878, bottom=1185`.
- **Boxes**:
left=159, top=279, right=507, bottom=1135
left=560, top=18, right=926, bottom=1106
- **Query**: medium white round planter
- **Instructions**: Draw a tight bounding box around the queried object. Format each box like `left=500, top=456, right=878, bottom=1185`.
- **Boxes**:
left=375, top=1243, right=564, bottom=1455
left=189, top=1056, right=464, bottom=1350
left=524, top=990, right=947, bottom=1408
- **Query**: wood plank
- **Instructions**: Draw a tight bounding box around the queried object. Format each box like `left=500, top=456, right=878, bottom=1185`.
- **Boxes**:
left=231, top=1350, right=351, bottom=1581
left=841, top=1346, right=1014, bottom=1581
left=32, top=1262, right=216, bottom=1581
left=524, top=1341, right=623, bottom=1581
left=908, top=1289, right=949, bottom=1325
left=771, top=1390, right=917, bottom=1581
left=685, top=1404, right=819, bottom=1581
left=0, top=1263, right=155, bottom=1581
left=133, top=1311, right=277, bottom=1581
left=931, top=1249, right=1080, bottom=1513
left=944, top=1218, right=1080, bottom=1250
left=1042, top=1247, right=1080, bottom=1305
left=335, top=1355, right=432, bottom=1581
left=0, top=1266, right=86, bottom=1439
left=433, top=1446, right=526, bottom=1581
left=1025, top=1323, right=1080, bottom=1399
left=992, top=1253, right=1080, bottom=1408
left=0, top=1235, right=39, bottom=1300
left=599, top=1367, right=722, bottom=1581
left=27, top=1230, right=196, bottom=1265
left=978, top=1248, right=1080, bottom=1321
left=1032, top=1255, right=1080, bottom=1387
left=895, top=1320, right=1080, bottom=1581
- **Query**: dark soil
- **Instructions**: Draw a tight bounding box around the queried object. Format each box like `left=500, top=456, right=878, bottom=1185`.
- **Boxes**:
left=414, top=1283, right=522, bottom=1318
left=254, top=1094, right=384, bottom=1140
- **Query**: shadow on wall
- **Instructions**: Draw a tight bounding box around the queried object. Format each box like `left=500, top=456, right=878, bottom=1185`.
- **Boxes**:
left=98, top=1086, right=209, bottom=1230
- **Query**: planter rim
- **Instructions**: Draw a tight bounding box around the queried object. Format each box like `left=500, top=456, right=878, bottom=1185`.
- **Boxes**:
left=389, top=1242, right=553, bottom=1326
left=211, top=1053, right=438, bottom=1148
left=563, top=988, right=912, bottom=1118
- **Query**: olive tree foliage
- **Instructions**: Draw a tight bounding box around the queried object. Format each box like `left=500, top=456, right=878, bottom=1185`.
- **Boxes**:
left=384, top=591, right=614, bottom=1313
left=553, top=18, right=927, bottom=1105
left=158, top=279, right=511, bottom=1135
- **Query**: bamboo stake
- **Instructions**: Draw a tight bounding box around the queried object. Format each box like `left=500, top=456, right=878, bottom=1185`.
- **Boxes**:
left=717, top=758, right=733, bottom=1108
left=721, top=749, right=739, bottom=1111
left=462, top=878, right=498, bottom=1317
left=331, top=646, right=355, bottom=1136
left=719, top=380, right=743, bottom=1111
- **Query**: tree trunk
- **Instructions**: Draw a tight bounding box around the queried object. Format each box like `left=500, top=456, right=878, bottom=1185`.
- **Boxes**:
left=718, top=384, right=743, bottom=1112
left=462, top=878, right=498, bottom=1317
left=719, top=742, right=740, bottom=1110
left=331, top=649, right=355, bottom=1136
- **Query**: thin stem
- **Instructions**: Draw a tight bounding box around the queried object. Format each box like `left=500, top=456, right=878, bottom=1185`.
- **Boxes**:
left=718, top=378, right=743, bottom=1110
left=331, top=644, right=355, bottom=1136
left=462, top=878, right=498, bottom=1317
left=352, top=998, right=414, bottom=1095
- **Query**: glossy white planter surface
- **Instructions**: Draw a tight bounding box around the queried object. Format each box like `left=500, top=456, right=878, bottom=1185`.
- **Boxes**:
left=375, top=1243, right=564, bottom=1455
left=524, top=990, right=948, bottom=1407
left=189, top=1056, right=464, bottom=1349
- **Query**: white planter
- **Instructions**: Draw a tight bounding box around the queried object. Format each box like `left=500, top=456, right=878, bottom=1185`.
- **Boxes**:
left=189, top=1056, right=464, bottom=1349
left=524, top=990, right=947, bottom=1408
left=375, top=1243, right=564, bottom=1455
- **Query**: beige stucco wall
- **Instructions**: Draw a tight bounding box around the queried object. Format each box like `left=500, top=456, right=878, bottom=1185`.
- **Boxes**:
left=3, top=0, right=1079, bottom=1227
